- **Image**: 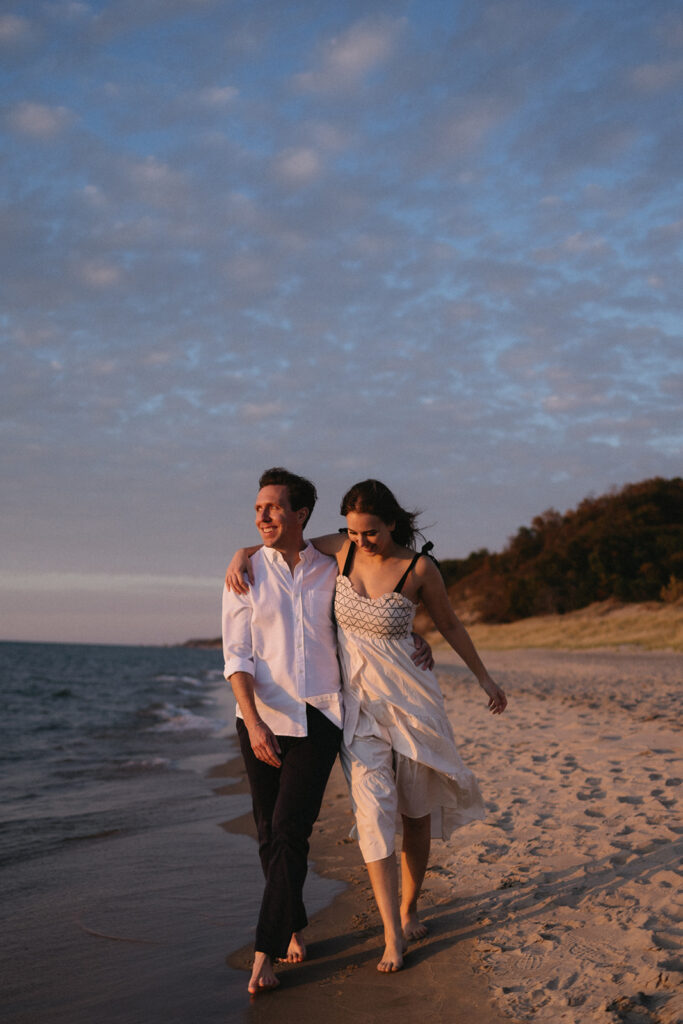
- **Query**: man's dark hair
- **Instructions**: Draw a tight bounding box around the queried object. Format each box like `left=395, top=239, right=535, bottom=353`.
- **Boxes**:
left=258, top=467, right=317, bottom=527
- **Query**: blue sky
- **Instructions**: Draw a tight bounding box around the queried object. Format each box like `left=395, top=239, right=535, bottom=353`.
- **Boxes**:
left=2, top=0, right=682, bottom=644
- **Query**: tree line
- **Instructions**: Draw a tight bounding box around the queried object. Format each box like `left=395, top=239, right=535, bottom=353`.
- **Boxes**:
left=437, top=477, right=683, bottom=623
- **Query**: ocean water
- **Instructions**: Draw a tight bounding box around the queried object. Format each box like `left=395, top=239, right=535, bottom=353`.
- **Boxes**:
left=0, top=641, right=342, bottom=1024
left=0, top=641, right=232, bottom=870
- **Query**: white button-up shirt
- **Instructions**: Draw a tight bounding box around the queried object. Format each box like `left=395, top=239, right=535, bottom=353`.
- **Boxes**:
left=222, top=542, right=342, bottom=735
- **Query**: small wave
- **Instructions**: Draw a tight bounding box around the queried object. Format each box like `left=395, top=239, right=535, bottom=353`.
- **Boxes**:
left=154, top=673, right=203, bottom=686
left=147, top=702, right=225, bottom=734
left=117, top=757, right=173, bottom=772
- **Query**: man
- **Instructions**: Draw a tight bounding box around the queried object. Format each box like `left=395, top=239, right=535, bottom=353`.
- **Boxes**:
left=222, top=467, right=432, bottom=995
left=222, top=467, right=342, bottom=995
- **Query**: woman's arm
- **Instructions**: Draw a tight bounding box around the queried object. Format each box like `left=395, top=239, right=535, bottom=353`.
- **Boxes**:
left=309, top=532, right=347, bottom=558
left=225, top=545, right=261, bottom=593
left=225, top=533, right=346, bottom=593
left=415, top=558, right=507, bottom=714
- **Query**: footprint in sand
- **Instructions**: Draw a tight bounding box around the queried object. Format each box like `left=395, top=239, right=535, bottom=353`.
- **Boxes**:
left=607, top=993, right=664, bottom=1022
left=568, top=938, right=614, bottom=967
left=477, top=841, right=511, bottom=863
left=659, top=954, right=683, bottom=972
left=652, top=930, right=683, bottom=951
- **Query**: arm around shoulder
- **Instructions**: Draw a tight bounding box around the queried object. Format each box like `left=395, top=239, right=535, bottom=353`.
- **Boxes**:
left=309, top=532, right=347, bottom=558
left=225, top=545, right=261, bottom=593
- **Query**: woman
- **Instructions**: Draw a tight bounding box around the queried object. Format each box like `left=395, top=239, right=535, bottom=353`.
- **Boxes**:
left=226, top=479, right=507, bottom=973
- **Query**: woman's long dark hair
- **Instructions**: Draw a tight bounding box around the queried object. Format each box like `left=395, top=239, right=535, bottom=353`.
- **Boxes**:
left=340, top=479, right=420, bottom=549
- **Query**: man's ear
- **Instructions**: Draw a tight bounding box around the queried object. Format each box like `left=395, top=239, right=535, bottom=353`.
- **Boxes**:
left=297, top=507, right=309, bottom=525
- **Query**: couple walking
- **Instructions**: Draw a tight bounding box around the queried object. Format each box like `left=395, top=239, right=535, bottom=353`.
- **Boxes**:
left=222, top=467, right=507, bottom=995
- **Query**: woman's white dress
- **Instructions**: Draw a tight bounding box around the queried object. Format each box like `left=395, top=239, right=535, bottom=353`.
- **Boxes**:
left=334, top=573, right=486, bottom=854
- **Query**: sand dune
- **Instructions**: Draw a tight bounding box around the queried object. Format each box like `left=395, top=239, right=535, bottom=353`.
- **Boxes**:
left=463, top=599, right=683, bottom=652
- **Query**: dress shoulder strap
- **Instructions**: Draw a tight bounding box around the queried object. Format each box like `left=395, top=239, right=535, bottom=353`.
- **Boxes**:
left=341, top=541, right=356, bottom=577
left=394, top=541, right=434, bottom=594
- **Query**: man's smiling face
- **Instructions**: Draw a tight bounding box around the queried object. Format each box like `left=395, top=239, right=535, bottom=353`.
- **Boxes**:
left=254, top=484, right=306, bottom=552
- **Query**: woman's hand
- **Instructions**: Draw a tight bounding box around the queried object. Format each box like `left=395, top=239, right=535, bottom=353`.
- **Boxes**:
left=411, top=632, right=434, bottom=671
left=225, top=549, right=255, bottom=594
left=479, top=675, right=507, bottom=715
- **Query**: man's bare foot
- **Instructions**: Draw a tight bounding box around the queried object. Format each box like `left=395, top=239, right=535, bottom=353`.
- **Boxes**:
left=377, top=936, right=407, bottom=973
left=248, top=952, right=279, bottom=995
left=401, top=909, right=428, bottom=941
left=276, top=931, right=307, bottom=964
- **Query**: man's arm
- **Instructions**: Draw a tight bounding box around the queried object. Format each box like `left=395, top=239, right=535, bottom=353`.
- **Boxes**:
left=222, top=581, right=282, bottom=767
left=229, top=671, right=282, bottom=767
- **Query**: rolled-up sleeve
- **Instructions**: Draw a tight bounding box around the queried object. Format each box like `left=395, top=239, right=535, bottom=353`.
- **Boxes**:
left=222, top=584, right=255, bottom=679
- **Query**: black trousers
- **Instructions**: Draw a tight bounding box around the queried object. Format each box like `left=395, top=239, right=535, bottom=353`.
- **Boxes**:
left=236, top=704, right=342, bottom=959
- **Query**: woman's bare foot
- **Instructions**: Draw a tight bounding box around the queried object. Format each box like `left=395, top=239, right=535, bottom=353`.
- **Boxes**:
left=377, top=936, right=407, bottom=973
left=401, top=908, right=428, bottom=941
left=276, top=931, right=307, bottom=964
left=248, top=952, right=279, bottom=995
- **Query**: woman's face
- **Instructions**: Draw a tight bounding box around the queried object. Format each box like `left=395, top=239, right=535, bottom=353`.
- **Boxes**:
left=345, top=510, right=395, bottom=556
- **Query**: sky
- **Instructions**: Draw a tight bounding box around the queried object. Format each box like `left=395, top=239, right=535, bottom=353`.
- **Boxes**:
left=1, top=0, right=682, bottom=645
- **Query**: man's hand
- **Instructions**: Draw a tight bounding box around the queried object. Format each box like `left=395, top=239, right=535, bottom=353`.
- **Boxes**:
left=411, top=631, right=434, bottom=671
left=247, top=719, right=282, bottom=767
left=225, top=549, right=255, bottom=594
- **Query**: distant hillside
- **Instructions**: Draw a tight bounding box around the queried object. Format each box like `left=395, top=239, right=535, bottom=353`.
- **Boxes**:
left=434, top=477, right=683, bottom=625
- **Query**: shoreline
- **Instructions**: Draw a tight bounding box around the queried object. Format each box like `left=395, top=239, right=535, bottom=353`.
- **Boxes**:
left=218, top=645, right=682, bottom=1024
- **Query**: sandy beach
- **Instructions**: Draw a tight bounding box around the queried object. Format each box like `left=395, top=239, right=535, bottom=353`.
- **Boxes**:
left=225, top=645, right=682, bottom=1024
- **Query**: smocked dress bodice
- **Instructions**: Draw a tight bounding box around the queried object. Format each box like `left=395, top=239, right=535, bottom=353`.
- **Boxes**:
left=334, top=574, right=416, bottom=640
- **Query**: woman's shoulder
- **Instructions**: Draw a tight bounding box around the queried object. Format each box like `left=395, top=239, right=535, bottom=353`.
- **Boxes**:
left=390, top=541, right=422, bottom=559
left=412, top=549, right=440, bottom=580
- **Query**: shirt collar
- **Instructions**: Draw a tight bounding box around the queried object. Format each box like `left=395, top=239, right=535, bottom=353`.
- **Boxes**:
left=262, top=541, right=312, bottom=566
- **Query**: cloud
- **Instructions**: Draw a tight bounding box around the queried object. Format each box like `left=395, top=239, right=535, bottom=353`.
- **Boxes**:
left=197, top=85, right=239, bottom=107
left=80, top=261, right=123, bottom=288
left=7, top=100, right=73, bottom=138
left=125, top=155, right=188, bottom=207
left=0, top=13, right=31, bottom=43
left=273, top=145, right=323, bottom=183
left=0, top=571, right=217, bottom=594
left=631, top=60, right=683, bottom=93
left=294, top=15, right=405, bottom=92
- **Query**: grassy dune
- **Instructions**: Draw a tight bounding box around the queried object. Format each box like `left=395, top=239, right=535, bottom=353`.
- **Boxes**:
left=430, top=599, right=683, bottom=652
